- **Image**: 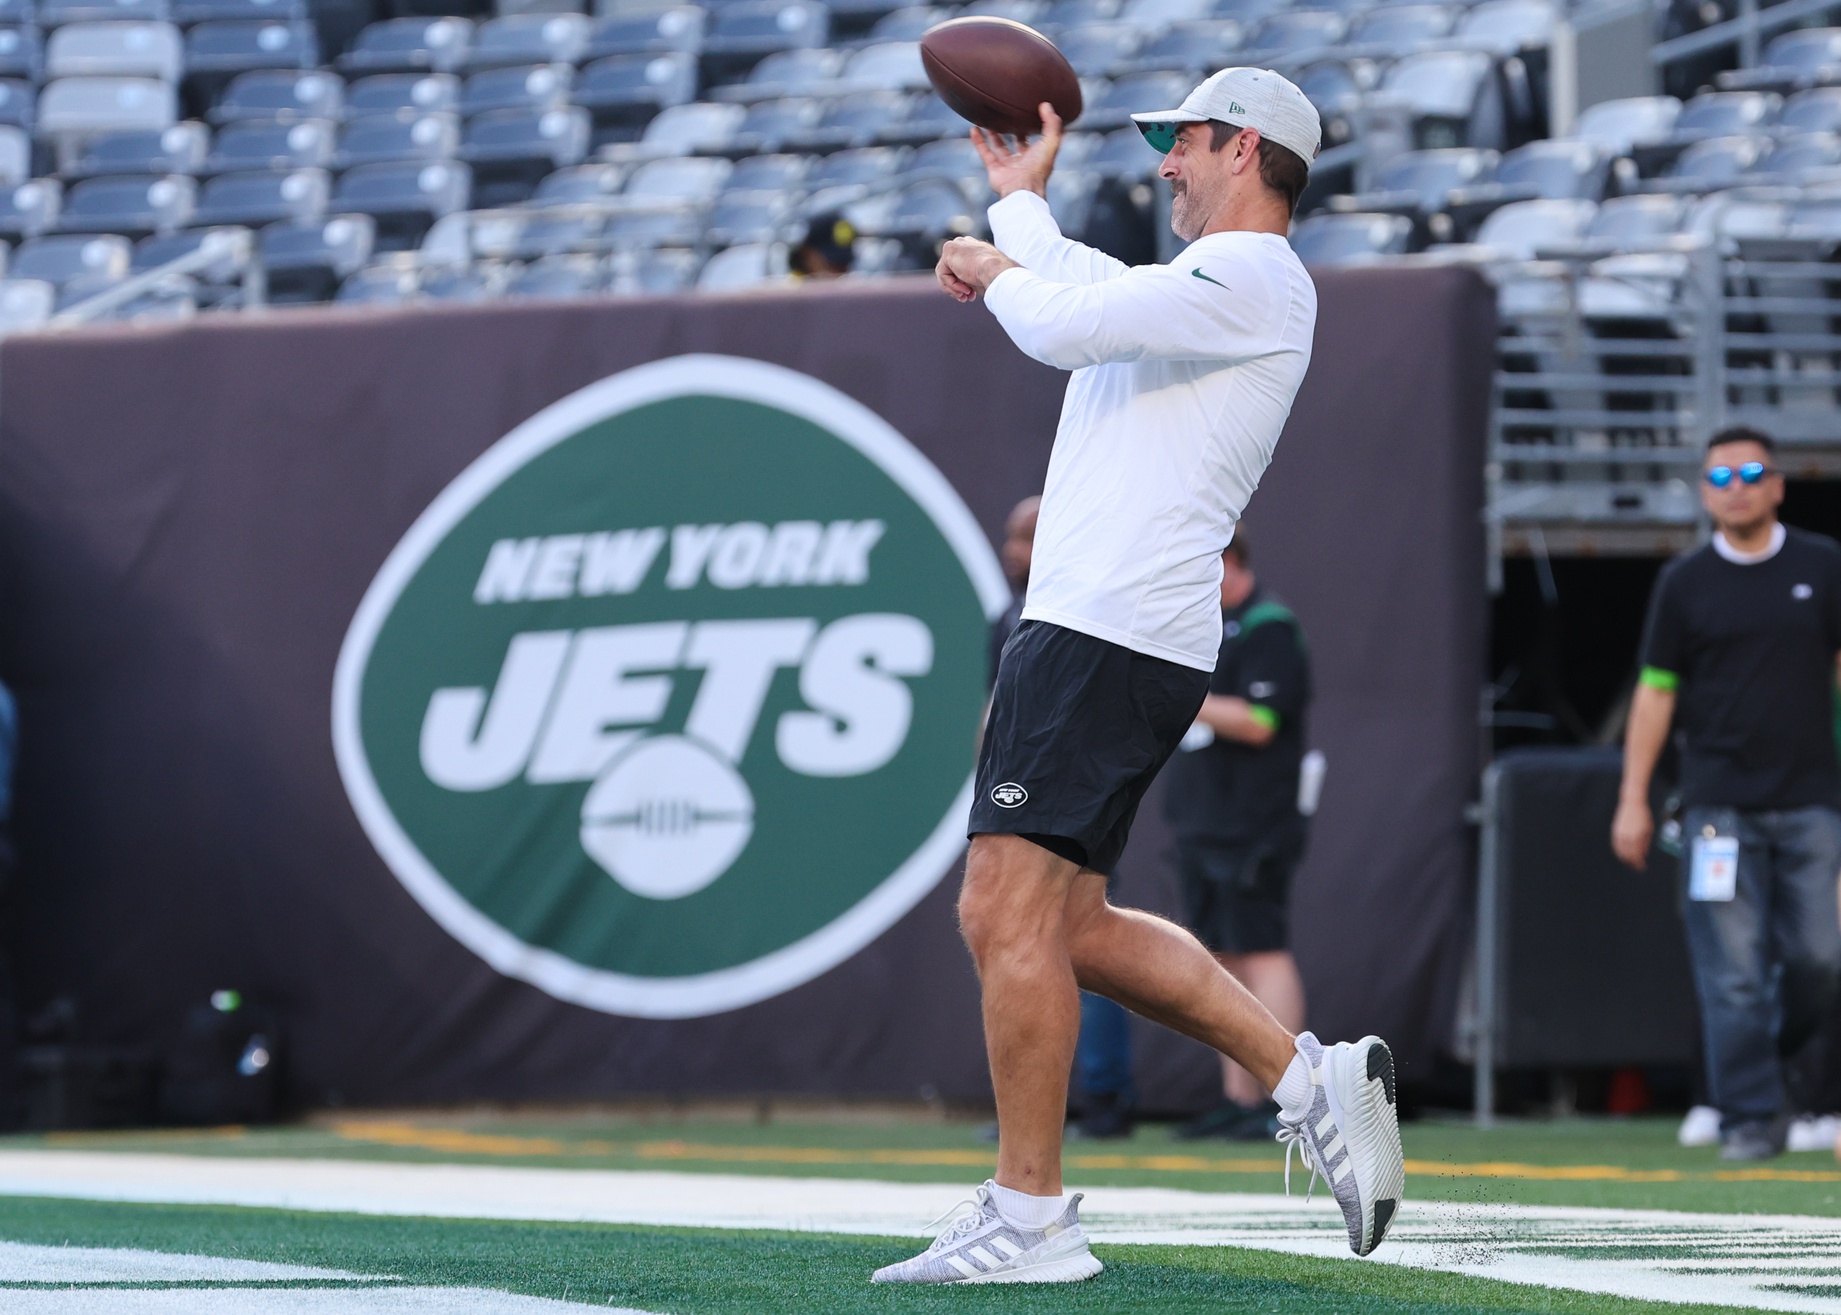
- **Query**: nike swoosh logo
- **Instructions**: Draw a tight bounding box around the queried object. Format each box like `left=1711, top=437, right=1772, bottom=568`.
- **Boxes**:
left=1191, top=268, right=1229, bottom=289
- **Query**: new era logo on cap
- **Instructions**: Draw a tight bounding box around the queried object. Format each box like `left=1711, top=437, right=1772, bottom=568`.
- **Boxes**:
left=1130, top=67, right=1322, bottom=167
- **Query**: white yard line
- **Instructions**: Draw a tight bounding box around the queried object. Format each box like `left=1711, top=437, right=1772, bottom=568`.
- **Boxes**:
left=1, top=1152, right=1840, bottom=1311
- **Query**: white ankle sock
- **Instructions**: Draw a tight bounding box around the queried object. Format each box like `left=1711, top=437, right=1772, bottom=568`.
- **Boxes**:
left=1273, top=1050, right=1313, bottom=1118
left=988, top=1181, right=1066, bottom=1228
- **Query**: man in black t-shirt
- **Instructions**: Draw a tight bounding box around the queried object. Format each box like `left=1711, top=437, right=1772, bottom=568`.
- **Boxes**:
left=1615, top=427, right=1841, bottom=1161
left=1162, top=535, right=1313, bottom=1140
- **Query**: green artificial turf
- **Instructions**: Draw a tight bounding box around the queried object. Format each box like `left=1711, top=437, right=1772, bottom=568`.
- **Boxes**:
left=13, top=1110, right=1840, bottom=1216
left=0, top=1194, right=1777, bottom=1315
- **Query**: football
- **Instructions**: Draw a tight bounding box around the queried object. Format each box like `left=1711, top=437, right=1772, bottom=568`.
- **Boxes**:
left=919, top=17, right=1083, bottom=137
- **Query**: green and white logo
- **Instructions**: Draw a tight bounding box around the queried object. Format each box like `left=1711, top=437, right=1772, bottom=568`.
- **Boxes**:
left=333, top=356, right=1006, bottom=1018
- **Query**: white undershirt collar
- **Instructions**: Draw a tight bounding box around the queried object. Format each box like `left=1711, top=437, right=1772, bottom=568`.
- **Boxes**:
left=1712, top=522, right=1786, bottom=564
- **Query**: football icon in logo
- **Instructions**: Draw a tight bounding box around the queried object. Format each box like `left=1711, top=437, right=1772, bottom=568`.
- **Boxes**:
left=580, top=736, right=755, bottom=900
left=991, top=782, right=1028, bottom=808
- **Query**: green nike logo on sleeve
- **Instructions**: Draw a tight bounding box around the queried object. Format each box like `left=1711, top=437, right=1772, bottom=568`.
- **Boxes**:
left=1190, top=268, right=1229, bottom=289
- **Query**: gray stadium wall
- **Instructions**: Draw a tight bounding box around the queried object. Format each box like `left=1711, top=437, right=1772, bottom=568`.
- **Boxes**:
left=0, top=268, right=1493, bottom=1111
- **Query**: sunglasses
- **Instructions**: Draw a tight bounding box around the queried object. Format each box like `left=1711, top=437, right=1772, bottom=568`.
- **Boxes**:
left=1705, top=461, right=1777, bottom=488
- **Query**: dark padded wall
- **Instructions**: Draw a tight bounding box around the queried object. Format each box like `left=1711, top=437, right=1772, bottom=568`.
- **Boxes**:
left=0, top=267, right=1492, bottom=1109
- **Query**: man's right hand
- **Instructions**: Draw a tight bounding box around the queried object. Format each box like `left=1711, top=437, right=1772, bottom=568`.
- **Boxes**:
left=1611, top=797, right=1653, bottom=871
left=971, top=102, right=1063, bottom=199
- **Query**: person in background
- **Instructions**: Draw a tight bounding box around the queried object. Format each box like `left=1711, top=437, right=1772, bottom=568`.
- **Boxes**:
left=991, top=494, right=1136, bottom=1140
left=1162, top=533, right=1313, bottom=1140
left=1614, top=427, right=1841, bottom=1162
left=791, top=215, right=856, bottom=280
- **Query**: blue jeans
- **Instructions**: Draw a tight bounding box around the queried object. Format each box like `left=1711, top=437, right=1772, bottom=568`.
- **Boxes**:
left=1682, top=805, right=1841, bottom=1128
left=1076, top=992, right=1133, bottom=1102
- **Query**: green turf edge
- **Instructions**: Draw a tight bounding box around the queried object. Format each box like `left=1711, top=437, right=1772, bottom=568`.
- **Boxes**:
left=0, top=1193, right=1779, bottom=1315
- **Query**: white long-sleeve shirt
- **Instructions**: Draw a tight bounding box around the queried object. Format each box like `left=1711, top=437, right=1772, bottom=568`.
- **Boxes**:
left=983, top=190, right=1316, bottom=671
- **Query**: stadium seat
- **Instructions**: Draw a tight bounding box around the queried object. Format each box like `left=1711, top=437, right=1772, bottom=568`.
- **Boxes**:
left=573, top=52, right=696, bottom=140
left=1118, top=0, right=1211, bottom=28
left=0, top=0, right=27, bottom=23
left=1631, top=90, right=1780, bottom=175
left=697, top=238, right=783, bottom=288
left=1778, top=86, right=1841, bottom=135
left=504, top=250, right=602, bottom=297
left=726, top=95, right=822, bottom=152
left=1122, top=19, right=1243, bottom=75
left=849, top=6, right=952, bottom=47
left=12, top=232, right=130, bottom=296
left=1571, top=95, right=1681, bottom=156
left=0, top=176, right=58, bottom=233
left=204, top=116, right=333, bottom=171
left=720, top=148, right=805, bottom=192
left=700, top=0, right=827, bottom=84
left=1762, top=130, right=1841, bottom=180
left=0, top=123, right=25, bottom=184
left=336, top=110, right=458, bottom=168
left=1056, top=23, right=1142, bottom=76
left=346, top=71, right=459, bottom=116
left=1346, top=2, right=1453, bottom=48
left=191, top=163, right=326, bottom=222
left=1719, top=27, right=1841, bottom=94
left=1443, top=138, right=1608, bottom=234
left=839, top=40, right=925, bottom=92
left=257, top=210, right=370, bottom=299
left=133, top=223, right=253, bottom=304
left=460, top=62, right=570, bottom=116
left=1581, top=193, right=1687, bottom=251
left=37, top=77, right=178, bottom=144
left=876, top=90, right=966, bottom=142
left=208, top=68, right=342, bottom=122
left=459, top=103, right=587, bottom=202
left=786, top=87, right=907, bottom=149
left=1241, top=9, right=1344, bottom=61
left=610, top=242, right=699, bottom=293
left=1075, top=70, right=1189, bottom=131
left=1327, top=146, right=1497, bottom=242
left=1288, top=210, right=1411, bottom=264
left=184, top=21, right=320, bottom=81
left=421, top=259, right=511, bottom=299
left=0, top=27, right=44, bottom=80
left=1038, top=0, right=1118, bottom=32
left=336, top=256, right=418, bottom=302
left=55, top=170, right=193, bottom=232
left=1472, top=195, right=1595, bottom=258
left=799, top=140, right=898, bottom=208
left=68, top=120, right=207, bottom=176
left=1452, top=0, right=1554, bottom=53
left=332, top=157, right=469, bottom=246
left=897, top=132, right=981, bottom=185
left=715, top=46, right=843, bottom=100
left=46, top=22, right=184, bottom=80
left=960, top=0, right=1046, bottom=19
left=1376, top=48, right=1503, bottom=150
left=0, top=79, right=34, bottom=132
left=622, top=151, right=730, bottom=204
left=466, top=13, right=588, bottom=69
left=704, top=184, right=792, bottom=243
left=338, top=18, right=473, bottom=75
left=40, top=0, right=169, bottom=25
left=1088, top=123, right=1158, bottom=178
left=583, top=6, right=704, bottom=61
left=875, top=173, right=978, bottom=237
left=0, top=277, right=52, bottom=333
left=529, top=159, right=622, bottom=203
left=174, top=0, right=308, bottom=22
left=616, top=98, right=743, bottom=155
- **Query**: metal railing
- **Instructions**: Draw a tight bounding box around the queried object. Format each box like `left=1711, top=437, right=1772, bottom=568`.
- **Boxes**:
left=50, top=227, right=265, bottom=329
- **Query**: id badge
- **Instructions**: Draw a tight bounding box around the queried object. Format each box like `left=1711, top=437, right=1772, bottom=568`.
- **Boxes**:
left=1689, top=831, right=1739, bottom=902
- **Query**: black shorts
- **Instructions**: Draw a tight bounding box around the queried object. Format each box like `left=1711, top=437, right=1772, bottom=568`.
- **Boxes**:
left=1177, top=820, right=1308, bottom=955
left=969, top=619, right=1210, bottom=875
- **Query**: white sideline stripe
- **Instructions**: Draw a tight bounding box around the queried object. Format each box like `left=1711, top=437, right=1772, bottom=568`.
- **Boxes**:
left=0, top=1288, right=642, bottom=1313
left=3, top=1153, right=1841, bottom=1313
left=0, top=1241, right=370, bottom=1284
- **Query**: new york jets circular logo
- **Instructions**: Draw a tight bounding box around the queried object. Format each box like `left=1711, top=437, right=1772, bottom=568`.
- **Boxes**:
left=332, top=356, right=1007, bottom=1018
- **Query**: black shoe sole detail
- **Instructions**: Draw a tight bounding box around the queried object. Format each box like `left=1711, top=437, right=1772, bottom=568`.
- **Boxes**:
left=1371, top=1197, right=1397, bottom=1250
left=1366, top=1040, right=1396, bottom=1106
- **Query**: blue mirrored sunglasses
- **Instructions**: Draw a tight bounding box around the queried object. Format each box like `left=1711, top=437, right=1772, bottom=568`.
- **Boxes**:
left=1706, top=461, right=1775, bottom=488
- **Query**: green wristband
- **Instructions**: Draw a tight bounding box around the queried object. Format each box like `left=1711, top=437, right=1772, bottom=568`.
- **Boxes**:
left=1247, top=704, right=1279, bottom=732
left=1639, top=666, right=1679, bottom=692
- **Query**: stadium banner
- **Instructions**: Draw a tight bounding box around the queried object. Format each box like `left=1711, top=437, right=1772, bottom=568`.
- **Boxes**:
left=0, top=270, right=1491, bottom=1110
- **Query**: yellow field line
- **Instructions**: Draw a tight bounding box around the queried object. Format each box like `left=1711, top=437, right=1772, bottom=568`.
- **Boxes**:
left=324, top=1121, right=1841, bottom=1184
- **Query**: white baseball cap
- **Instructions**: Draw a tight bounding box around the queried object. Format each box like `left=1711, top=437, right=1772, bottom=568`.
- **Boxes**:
left=1131, top=67, right=1322, bottom=167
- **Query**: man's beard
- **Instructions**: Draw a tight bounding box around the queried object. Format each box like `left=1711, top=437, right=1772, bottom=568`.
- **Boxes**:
left=1169, top=180, right=1202, bottom=242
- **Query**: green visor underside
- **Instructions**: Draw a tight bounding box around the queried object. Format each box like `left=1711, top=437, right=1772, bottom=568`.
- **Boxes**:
left=1136, top=121, right=1181, bottom=153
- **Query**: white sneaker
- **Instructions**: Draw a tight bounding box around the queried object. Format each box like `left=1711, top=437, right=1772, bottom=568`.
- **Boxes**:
left=1788, top=1114, right=1841, bottom=1153
left=1275, top=1032, right=1405, bottom=1257
left=870, top=1182, right=1103, bottom=1284
left=1678, top=1105, right=1721, bottom=1148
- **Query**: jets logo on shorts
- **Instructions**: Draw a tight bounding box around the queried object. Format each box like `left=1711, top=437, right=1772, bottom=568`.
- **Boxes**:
left=991, top=782, right=1028, bottom=808
left=333, top=356, right=1008, bottom=1019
